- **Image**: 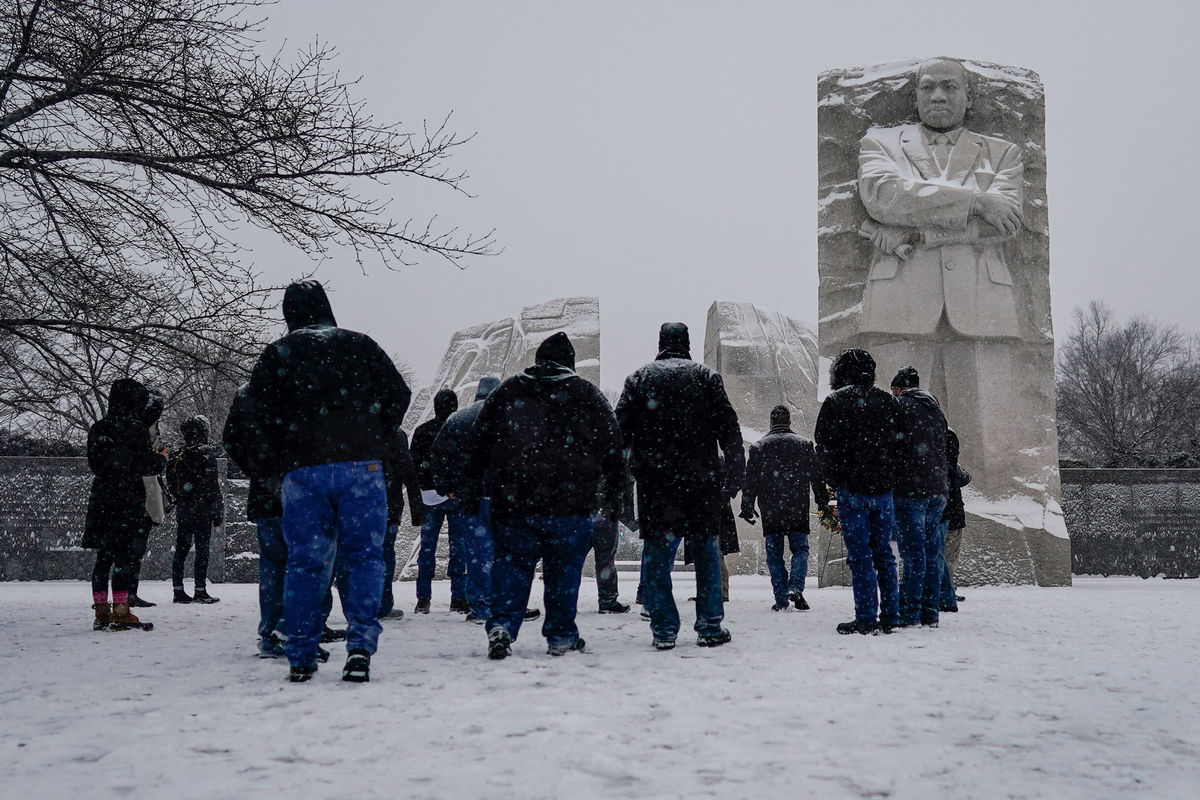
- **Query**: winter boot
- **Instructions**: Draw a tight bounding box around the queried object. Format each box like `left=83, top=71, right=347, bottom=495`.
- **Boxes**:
left=92, top=603, right=112, bottom=631
left=547, top=637, right=586, bottom=656
left=414, top=598, right=431, bottom=614
left=342, top=650, right=371, bottom=683
left=321, top=626, right=347, bottom=643
left=789, top=591, right=810, bottom=611
left=449, top=597, right=470, bottom=614
left=289, top=663, right=318, bottom=683
left=771, top=602, right=789, bottom=611
left=653, top=636, right=676, bottom=650
left=836, top=619, right=877, bottom=635
left=598, top=601, right=631, bottom=614
left=697, top=628, right=732, bottom=648
left=523, top=608, right=541, bottom=620
left=488, top=628, right=512, bottom=661
left=173, top=588, right=194, bottom=604
left=109, top=603, right=143, bottom=630
left=192, top=588, right=220, bottom=604
left=258, top=633, right=286, bottom=659
left=128, top=594, right=156, bottom=608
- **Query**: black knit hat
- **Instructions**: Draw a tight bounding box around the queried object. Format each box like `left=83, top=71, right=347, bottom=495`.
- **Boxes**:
left=891, top=365, right=920, bottom=389
left=535, top=332, right=575, bottom=369
left=769, top=405, right=791, bottom=427
left=658, top=322, right=690, bottom=356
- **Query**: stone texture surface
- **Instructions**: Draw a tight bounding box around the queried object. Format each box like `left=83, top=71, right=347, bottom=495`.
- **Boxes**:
left=817, top=57, right=1068, bottom=586
left=403, top=297, right=601, bottom=431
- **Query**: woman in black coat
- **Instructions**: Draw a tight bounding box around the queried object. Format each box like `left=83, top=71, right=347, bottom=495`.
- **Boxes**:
left=83, top=379, right=166, bottom=629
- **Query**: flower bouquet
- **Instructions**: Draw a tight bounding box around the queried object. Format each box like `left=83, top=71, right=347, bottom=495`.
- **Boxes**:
left=818, top=501, right=840, bottom=534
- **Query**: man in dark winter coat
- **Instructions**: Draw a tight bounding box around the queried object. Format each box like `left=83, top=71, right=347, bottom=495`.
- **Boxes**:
left=245, top=280, right=410, bottom=683
left=224, top=384, right=290, bottom=658
left=430, top=377, right=502, bottom=623
left=740, top=405, right=829, bottom=611
left=814, top=349, right=903, bottom=635
left=940, top=428, right=970, bottom=612
left=409, top=388, right=465, bottom=613
left=83, top=378, right=166, bottom=630
left=465, top=333, right=624, bottom=660
left=890, top=366, right=949, bottom=628
left=615, top=322, right=744, bottom=650
left=168, top=415, right=224, bottom=604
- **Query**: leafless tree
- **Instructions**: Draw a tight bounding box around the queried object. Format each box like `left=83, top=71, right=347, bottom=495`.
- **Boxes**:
left=1056, top=301, right=1200, bottom=466
left=0, top=0, right=492, bottom=426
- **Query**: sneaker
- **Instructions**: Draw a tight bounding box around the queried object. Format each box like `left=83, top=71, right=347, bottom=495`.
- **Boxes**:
left=598, top=601, right=631, bottom=614
left=464, top=612, right=486, bottom=624
left=414, top=598, right=431, bottom=614
left=921, top=620, right=940, bottom=629
left=289, top=663, right=318, bottom=683
left=789, top=591, right=810, bottom=611
left=524, top=608, right=541, bottom=620
left=449, top=598, right=470, bottom=614
left=488, top=628, right=512, bottom=661
left=321, top=626, right=347, bottom=643
left=342, top=650, right=371, bottom=683
left=697, top=628, right=732, bottom=648
left=956, top=594, right=966, bottom=602
left=192, top=589, right=220, bottom=604
left=878, top=622, right=898, bottom=635
left=258, top=634, right=287, bottom=659
left=940, top=603, right=959, bottom=613
left=771, top=603, right=789, bottom=611
left=316, top=646, right=331, bottom=663
left=128, top=594, right=156, bottom=608
left=547, top=637, right=586, bottom=656
left=379, top=608, right=405, bottom=620
left=836, top=620, right=877, bottom=635
left=640, top=609, right=651, bottom=620
left=172, top=589, right=193, bottom=604
left=653, top=636, right=676, bottom=650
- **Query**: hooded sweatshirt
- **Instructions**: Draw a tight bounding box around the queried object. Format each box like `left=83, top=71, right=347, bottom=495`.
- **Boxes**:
left=244, top=280, right=412, bottom=474
left=169, top=415, right=224, bottom=517
left=430, top=376, right=501, bottom=499
left=223, top=382, right=283, bottom=520
left=894, top=387, right=949, bottom=497
left=464, top=333, right=626, bottom=518
left=411, top=388, right=460, bottom=491
left=814, top=349, right=903, bottom=495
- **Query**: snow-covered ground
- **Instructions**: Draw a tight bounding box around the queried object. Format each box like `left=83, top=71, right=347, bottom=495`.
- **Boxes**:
left=1, top=576, right=1197, bottom=800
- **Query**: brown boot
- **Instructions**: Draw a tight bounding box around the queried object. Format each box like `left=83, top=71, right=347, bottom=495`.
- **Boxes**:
left=92, top=603, right=111, bottom=631
left=110, top=603, right=142, bottom=630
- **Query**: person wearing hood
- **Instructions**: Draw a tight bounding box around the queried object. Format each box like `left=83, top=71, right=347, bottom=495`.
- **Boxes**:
left=429, top=376, right=502, bottom=623
left=890, top=366, right=950, bottom=628
left=740, top=405, right=829, bottom=611
left=410, top=388, right=466, bottom=614
left=940, top=429, right=970, bottom=613
left=465, top=333, right=625, bottom=660
left=167, top=415, right=225, bottom=604
left=244, top=280, right=411, bottom=683
left=128, top=384, right=168, bottom=608
left=615, top=323, right=744, bottom=650
left=82, top=378, right=167, bottom=631
left=814, top=349, right=903, bottom=635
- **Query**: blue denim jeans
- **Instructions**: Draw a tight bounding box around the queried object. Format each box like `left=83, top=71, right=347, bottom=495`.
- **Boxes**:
left=448, top=499, right=494, bottom=618
left=487, top=515, right=593, bottom=647
left=641, top=533, right=724, bottom=640
left=281, top=461, right=387, bottom=667
left=763, top=532, right=809, bottom=606
left=836, top=490, right=900, bottom=626
left=894, top=495, right=948, bottom=625
left=255, top=517, right=286, bottom=639
left=416, top=502, right=466, bottom=602
left=939, top=521, right=958, bottom=608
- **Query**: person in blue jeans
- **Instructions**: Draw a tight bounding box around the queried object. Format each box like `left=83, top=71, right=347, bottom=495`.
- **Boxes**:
left=739, top=405, right=829, bottom=611
left=447, top=498, right=495, bottom=623
left=616, top=323, right=744, bottom=650
left=814, top=349, right=904, bottom=635
left=244, top=281, right=410, bottom=683
left=465, top=333, right=626, bottom=659
left=890, top=366, right=949, bottom=627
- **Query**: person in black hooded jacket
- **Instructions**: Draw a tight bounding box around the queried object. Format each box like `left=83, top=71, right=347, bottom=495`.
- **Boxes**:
left=616, top=322, right=743, bottom=650
left=465, top=333, right=624, bottom=660
left=168, top=415, right=224, bottom=604
left=814, top=348, right=903, bottom=635
left=128, top=383, right=167, bottom=608
left=244, top=280, right=410, bottom=683
left=939, top=428, right=970, bottom=612
left=890, top=366, right=949, bottom=628
left=409, top=388, right=465, bottom=613
left=82, top=378, right=166, bottom=631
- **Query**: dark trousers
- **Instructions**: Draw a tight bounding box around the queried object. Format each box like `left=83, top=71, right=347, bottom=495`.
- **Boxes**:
left=487, top=515, right=593, bottom=646
left=128, top=515, right=152, bottom=597
left=763, top=532, right=809, bottom=606
left=591, top=516, right=620, bottom=606
left=256, top=517, right=287, bottom=639
left=91, top=538, right=135, bottom=595
left=641, top=532, right=724, bottom=640
left=172, top=504, right=213, bottom=589
left=836, top=489, right=900, bottom=626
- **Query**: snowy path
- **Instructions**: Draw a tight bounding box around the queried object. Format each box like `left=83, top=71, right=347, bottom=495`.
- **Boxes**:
left=1, top=577, right=1197, bottom=799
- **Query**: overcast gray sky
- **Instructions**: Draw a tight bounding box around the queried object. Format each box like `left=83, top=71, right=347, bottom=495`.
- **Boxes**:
left=244, top=0, right=1200, bottom=388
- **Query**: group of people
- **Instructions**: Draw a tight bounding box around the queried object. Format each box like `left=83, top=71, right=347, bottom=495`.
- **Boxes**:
left=83, top=279, right=970, bottom=682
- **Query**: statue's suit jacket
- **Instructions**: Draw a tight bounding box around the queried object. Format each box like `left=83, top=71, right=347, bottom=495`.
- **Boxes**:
left=857, top=124, right=1022, bottom=339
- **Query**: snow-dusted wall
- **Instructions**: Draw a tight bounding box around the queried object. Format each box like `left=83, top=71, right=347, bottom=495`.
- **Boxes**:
left=404, top=297, right=601, bottom=431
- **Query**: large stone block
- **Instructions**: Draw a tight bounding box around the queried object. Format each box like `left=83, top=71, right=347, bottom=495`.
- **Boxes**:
left=817, top=57, right=1069, bottom=586
left=404, top=297, right=601, bottom=430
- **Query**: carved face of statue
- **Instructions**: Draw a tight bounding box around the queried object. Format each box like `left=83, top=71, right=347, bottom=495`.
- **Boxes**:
left=916, top=60, right=971, bottom=131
